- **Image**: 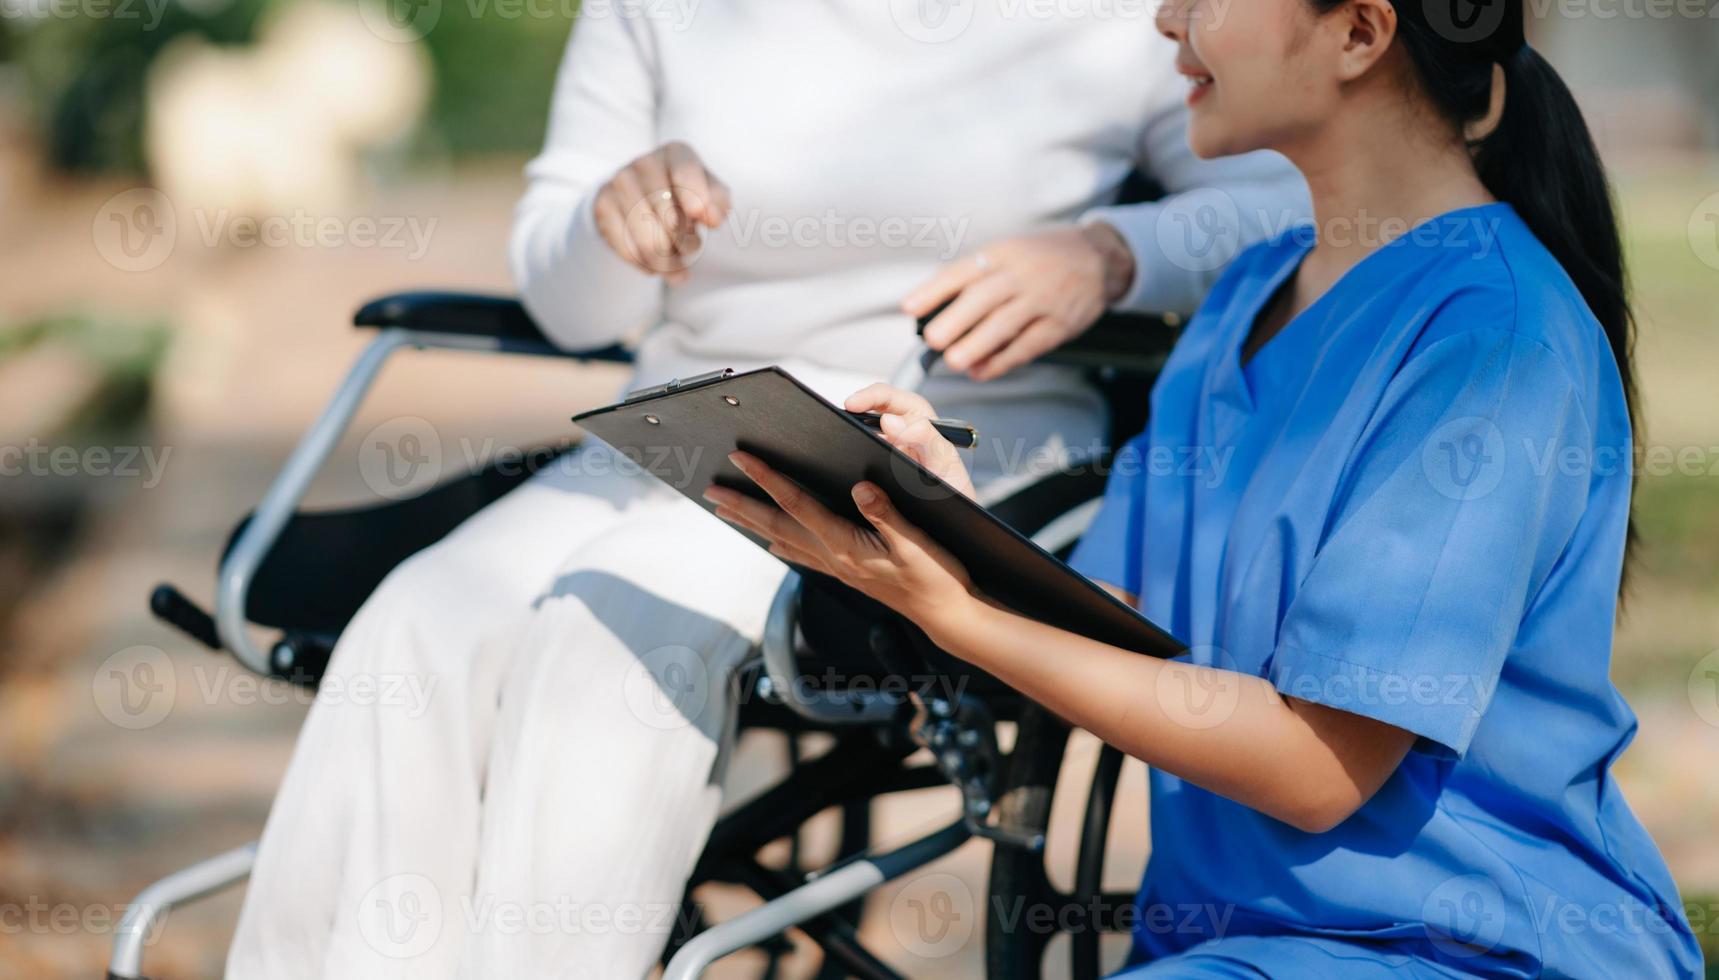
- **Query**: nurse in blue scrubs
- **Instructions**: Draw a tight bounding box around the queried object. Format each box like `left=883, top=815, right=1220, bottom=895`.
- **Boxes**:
left=705, top=0, right=1705, bottom=972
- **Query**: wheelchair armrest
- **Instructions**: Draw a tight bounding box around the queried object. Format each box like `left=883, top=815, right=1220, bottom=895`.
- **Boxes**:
left=1037, top=310, right=1181, bottom=375
left=353, top=291, right=634, bottom=364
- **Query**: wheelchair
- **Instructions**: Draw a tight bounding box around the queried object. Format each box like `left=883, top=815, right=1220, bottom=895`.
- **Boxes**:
left=109, top=287, right=1179, bottom=980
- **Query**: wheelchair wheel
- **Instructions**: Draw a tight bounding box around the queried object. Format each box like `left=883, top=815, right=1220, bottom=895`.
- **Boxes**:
left=986, top=703, right=1135, bottom=980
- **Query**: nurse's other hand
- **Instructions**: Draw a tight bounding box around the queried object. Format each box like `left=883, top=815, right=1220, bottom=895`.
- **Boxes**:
left=843, top=383, right=978, bottom=501
left=594, top=141, right=734, bottom=286
left=708, top=453, right=980, bottom=639
left=904, top=223, right=1136, bottom=381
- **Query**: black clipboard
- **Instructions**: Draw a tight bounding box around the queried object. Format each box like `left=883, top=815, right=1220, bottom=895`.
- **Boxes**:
left=572, top=366, right=1183, bottom=659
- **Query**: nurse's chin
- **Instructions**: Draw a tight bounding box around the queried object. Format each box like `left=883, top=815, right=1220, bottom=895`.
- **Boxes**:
left=1185, top=120, right=1255, bottom=162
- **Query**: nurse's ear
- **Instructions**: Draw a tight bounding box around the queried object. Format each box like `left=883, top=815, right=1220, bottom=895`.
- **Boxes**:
left=1328, top=0, right=1400, bottom=83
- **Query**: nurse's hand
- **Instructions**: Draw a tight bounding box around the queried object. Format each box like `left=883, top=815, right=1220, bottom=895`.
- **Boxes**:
left=843, top=383, right=977, bottom=501
left=706, top=452, right=981, bottom=639
left=594, top=141, right=734, bottom=285
left=905, top=223, right=1136, bottom=381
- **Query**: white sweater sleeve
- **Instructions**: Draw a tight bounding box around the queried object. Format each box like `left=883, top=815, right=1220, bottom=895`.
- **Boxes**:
left=509, top=14, right=664, bottom=351
left=1082, top=69, right=1311, bottom=316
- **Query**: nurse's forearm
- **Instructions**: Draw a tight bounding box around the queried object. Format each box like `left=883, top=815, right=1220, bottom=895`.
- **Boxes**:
left=925, top=598, right=1412, bottom=834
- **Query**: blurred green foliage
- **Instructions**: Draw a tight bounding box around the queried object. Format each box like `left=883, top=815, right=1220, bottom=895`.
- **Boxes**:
left=417, top=0, right=570, bottom=158
left=1, top=314, right=171, bottom=439
left=0, top=0, right=572, bottom=174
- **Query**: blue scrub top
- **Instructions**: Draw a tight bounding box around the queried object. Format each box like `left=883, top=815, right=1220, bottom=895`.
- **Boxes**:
left=1070, top=204, right=1701, bottom=977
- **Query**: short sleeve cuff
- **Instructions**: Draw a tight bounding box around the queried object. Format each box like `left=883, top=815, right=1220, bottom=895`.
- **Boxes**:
left=1267, top=643, right=1484, bottom=760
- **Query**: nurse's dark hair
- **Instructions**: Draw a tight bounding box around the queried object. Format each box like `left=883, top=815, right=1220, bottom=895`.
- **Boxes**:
left=1308, top=2, right=1639, bottom=592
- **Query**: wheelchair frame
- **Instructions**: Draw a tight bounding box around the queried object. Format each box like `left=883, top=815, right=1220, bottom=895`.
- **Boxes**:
left=113, top=291, right=1175, bottom=980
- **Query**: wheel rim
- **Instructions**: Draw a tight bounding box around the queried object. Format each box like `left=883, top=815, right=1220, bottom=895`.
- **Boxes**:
left=986, top=704, right=1133, bottom=980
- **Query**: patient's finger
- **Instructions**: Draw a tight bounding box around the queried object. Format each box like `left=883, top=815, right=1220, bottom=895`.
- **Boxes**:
left=664, top=142, right=729, bottom=227
left=616, top=179, right=681, bottom=274
left=944, top=299, right=1035, bottom=373
left=903, top=254, right=989, bottom=319
left=970, top=318, right=1062, bottom=382
left=593, top=192, right=639, bottom=269
left=921, top=273, right=1014, bottom=351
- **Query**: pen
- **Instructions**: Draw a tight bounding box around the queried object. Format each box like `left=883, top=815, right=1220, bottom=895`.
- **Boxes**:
left=845, top=411, right=978, bottom=450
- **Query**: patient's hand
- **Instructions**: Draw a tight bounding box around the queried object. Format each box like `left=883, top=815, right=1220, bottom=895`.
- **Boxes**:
left=904, top=223, right=1136, bottom=381
left=844, top=383, right=977, bottom=501
left=594, top=141, right=733, bottom=285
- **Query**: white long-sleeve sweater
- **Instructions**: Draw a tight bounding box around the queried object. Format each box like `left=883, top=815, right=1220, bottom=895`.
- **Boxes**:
left=511, top=1, right=1308, bottom=403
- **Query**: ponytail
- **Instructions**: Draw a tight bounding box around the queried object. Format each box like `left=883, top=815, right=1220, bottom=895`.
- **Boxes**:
left=1298, top=0, right=1642, bottom=593
left=1473, top=46, right=1638, bottom=593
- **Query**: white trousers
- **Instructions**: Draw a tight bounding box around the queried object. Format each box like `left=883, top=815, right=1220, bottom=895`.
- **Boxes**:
left=226, top=362, right=1104, bottom=979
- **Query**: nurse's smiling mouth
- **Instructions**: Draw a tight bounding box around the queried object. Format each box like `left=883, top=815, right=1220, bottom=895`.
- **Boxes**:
left=1177, top=58, right=1215, bottom=107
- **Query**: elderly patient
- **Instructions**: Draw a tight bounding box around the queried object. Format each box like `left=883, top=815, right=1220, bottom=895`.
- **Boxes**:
left=226, top=4, right=1308, bottom=977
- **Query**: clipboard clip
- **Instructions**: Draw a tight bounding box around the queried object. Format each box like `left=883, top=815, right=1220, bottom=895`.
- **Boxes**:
left=623, top=368, right=735, bottom=404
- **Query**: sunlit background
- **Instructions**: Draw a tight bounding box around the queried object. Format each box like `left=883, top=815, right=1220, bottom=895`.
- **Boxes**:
left=1, top=2, right=1716, bottom=976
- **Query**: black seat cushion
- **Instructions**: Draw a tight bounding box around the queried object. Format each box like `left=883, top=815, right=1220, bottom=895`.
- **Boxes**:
left=231, top=448, right=571, bottom=635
